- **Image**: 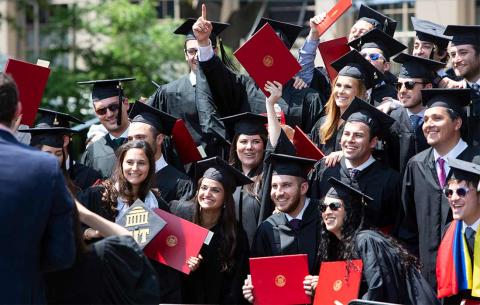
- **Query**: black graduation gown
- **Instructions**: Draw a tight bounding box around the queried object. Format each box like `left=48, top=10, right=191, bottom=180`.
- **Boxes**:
left=233, top=184, right=261, bottom=248
left=81, top=135, right=124, bottom=179
left=155, top=164, right=194, bottom=202
left=386, top=107, right=429, bottom=174
left=309, top=66, right=331, bottom=106
left=46, top=235, right=161, bottom=304
left=467, top=83, right=480, bottom=147
left=68, top=162, right=102, bottom=191
left=252, top=198, right=321, bottom=274
left=370, top=71, right=398, bottom=106
left=309, top=116, right=345, bottom=156
left=399, top=145, right=480, bottom=290
left=76, top=186, right=182, bottom=304
left=309, top=158, right=402, bottom=232
left=354, top=230, right=440, bottom=305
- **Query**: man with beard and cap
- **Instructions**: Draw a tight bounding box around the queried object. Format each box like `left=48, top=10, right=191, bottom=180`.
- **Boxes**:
left=19, top=109, right=102, bottom=192
left=128, top=101, right=194, bottom=202
left=385, top=53, right=444, bottom=173
left=309, top=97, right=401, bottom=234
left=411, top=17, right=451, bottom=64
left=443, top=25, right=480, bottom=146
left=78, top=78, right=134, bottom=178
left=194, top=4, right=323, bottom=134
left=147, top=17, right=231, bottom=159
left=349, top=28, right=406, bottom=106
left=399, top=88, right=480, bottom=291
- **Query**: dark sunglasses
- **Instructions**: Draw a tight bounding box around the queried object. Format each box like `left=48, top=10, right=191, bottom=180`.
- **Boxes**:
left=444, top=187, right=470, bottom=198
left=320, top=202, right=342, bottom=213
left=361, top=52, right=383, bottom=61
left=94, top=103, right=120, bottom=116
left=395, top=81, right=426, bottom=91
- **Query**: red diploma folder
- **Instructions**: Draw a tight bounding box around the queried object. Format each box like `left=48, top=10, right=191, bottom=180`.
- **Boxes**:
left=315, top=0, right=353, bottom=37
left=319, top=37, right=350, bottom=82
left=313, top=259, right=363, bottom=305
left=171, top=119, right=203, bottom=165
left=143, top=208, right=211, bottom=274
left=3, top=58, right=51, bottom=126
left=293, top=126, right=325, bottom=161
left=234, top=23, right=301, bottom=96
left=250, top=254, right=310, bottom=305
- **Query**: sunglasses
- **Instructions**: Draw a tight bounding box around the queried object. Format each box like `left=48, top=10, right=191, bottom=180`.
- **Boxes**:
left=320, top=202, right=342, bottom=213
left=361, top=52, right=384, bottom=61
left=444, top=187, right=470, bottom=198
left=395, top=81, right=426, bottom=91
left=94, top=103, right=120, bottom=116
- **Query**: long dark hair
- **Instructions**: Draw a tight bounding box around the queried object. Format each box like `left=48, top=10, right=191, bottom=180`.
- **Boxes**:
left=101, top=140, right=156, bottom=218
left=192, top=177, right=239, bottom=272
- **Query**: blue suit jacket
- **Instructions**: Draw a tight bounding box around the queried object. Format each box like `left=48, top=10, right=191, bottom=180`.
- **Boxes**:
left=0, top=129, right=76, bottom=303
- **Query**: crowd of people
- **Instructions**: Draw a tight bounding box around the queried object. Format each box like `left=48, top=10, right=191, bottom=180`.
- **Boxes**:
left=1, top=2, right=480, bottom=304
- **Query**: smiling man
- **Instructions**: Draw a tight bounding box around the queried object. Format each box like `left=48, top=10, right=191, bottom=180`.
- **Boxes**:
left=399, top=88, right=480, bottom=291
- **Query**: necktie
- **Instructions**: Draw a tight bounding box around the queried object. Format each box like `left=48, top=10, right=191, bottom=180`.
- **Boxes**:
left=437, top=158, right=446, bottom=188
left=349, top=168, right=360, bottom=180
left=471, top=83, right=480, bottom=92
left=288, top=219, right=301, bottom=232
left=409, top=114, right=421, bottom=129
left=465, top=226, right=476, bottom=258
left=112, top=137, right=126, bottom=149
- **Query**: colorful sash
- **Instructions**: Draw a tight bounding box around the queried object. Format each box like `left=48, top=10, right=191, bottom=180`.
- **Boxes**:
left=437, top=220, right=480, bottom=298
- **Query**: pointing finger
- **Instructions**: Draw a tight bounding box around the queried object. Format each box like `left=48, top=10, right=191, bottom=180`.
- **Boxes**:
left=201, top=3, right=207, bottom=20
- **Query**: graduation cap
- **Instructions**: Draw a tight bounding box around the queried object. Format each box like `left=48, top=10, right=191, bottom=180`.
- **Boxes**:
left=421, top=88, right=471, bottom=114
left=220, top=112, right=267, bottom=136
left=18, top=124, right=77, bottom=148
left=393, top=53, right=444, bottom=81
left=195, top=156, right=253, bottom=191
left=36, top=108, right=84, bottom=128
left=253, top=17, right=303, bottom=50
left=326, top=177, right=373, bottom=206
left=78, top=77, right=135, bottom=126
left=444, top=25, right=480, bottom=46
left=411, top=17, right=451, bottom=49
left=174, top=18, right=229, bottom=47
left=331, top=50, right=385, bottom=90
left=128, top=101, right=177, bottom=136
left=446, top=157, right=480, bottom=188
left=266, top=153, right=317, bottom=179
left=357, top=4, right=397, bottom=37
left=348, top=28, right=406, bottom=60
left=341, top=97, right=395, bottom=138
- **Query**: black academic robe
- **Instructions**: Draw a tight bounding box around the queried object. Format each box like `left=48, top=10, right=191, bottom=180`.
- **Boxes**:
left=467, top=83, right=480, bottom=147
left=386, top=107, right=429, bottom=173
left=399, top=145, right=480, bottom=290
left=251, top=198, right=322, bottom=274
left=46, top=235, right=161, bottom=304
left=370, top=71, right=398, bottom=106
left=309, top=158, right=402, bottom=232
left=81, top=135, right=124, bottom=179
left=309, top=66, right=331, bottom=106
left=354, top=230, right=440, bottom=305
left=310, top=116, right=345, bottom=156
left=68, top=162, right=102, bottom=191
left=233, top=184, right=261, bottom=249
left=155, top=164, right=194, bottom=202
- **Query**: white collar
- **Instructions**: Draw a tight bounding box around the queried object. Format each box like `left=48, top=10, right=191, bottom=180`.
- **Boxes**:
left=433, top=139, right=468, bottom=162
left=155, top=155, right=168, bottom=172
left=344, top=155, right=376, bottom=172
left=285, top=198, right=310, bottom=221
left=462, top=217, right=480, bottom=234
left=406, top=108, right=425, bottom=118
left=189, top=71, right=196, bottom=86
left=115, top=190, right=159, bottom=222
left=109, top=126, right=129, bottom=140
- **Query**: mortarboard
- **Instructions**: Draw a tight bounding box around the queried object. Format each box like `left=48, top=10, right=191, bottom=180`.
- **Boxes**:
left=444, top=25, right=480, bottom=46
left=341, top=97, right=395, bottom=138
left=195, top=156, right=253, bottom=191
left=331, top=49, right=385, bottom=90
left=18, top=124, right=77, bottom=148
left=128, top=101, right=177, bottom=136
left=220, top=112, right=267, bottom=136
left=393, top=53, right=444, bottom=81
left=174, top=18, right=229, bottom=46
left=348, top=28, right=406, bottom=60
left=446, top=157, right=480, bottom=187
left=421, top=88, right=471, bottom=114
left=78, top=77, right=135, bottom=126
left=357, top=4, right=397, bottom=37
left=411, top=17, right=451, bottom=49
left=326, top=177, right=373, bottom=206
left=36, top=108, right=83, bottom=128
left=266, top=153, right=316, bottom=179
left=253, top=18, right=303, bottom=50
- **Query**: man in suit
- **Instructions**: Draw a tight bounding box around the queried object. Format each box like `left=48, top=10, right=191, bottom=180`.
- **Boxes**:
left=0, top=73, right=75, bottom=303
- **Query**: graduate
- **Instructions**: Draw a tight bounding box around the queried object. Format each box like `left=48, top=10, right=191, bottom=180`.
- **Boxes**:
left=399, top=88, right=480, bottom=291
left=411, top=17, right=451, bottom=64
left=128, top=101, right=194, bottom=202
left=349, top=4, right=397, bottom=42
left=436, top=158, right=480, bottom=304
left=78, top=78, right=135, bottom=178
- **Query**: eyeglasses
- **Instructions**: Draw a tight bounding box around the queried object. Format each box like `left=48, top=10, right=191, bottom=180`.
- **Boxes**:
left=320, top=202, right=343, bottom=213
left=185, top=48, right=198, bottom=56
left=395, top=81, right=426, bottom=91
left=94, top=103, right=120, bottom=116
left=444, top=187, right=471, bottom=198
left=361, top=52, right=384, bottom=61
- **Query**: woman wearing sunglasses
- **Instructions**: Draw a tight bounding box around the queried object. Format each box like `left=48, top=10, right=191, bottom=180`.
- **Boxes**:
left=303, top=177, right=439, bottom=304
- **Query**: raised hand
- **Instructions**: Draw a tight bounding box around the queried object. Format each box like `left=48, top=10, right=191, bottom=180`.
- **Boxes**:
left=192, top=4, right=212, bottom=46
left=264, top=80, right=283, bottom=106
left=308, top=13, right=327, bottom=40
